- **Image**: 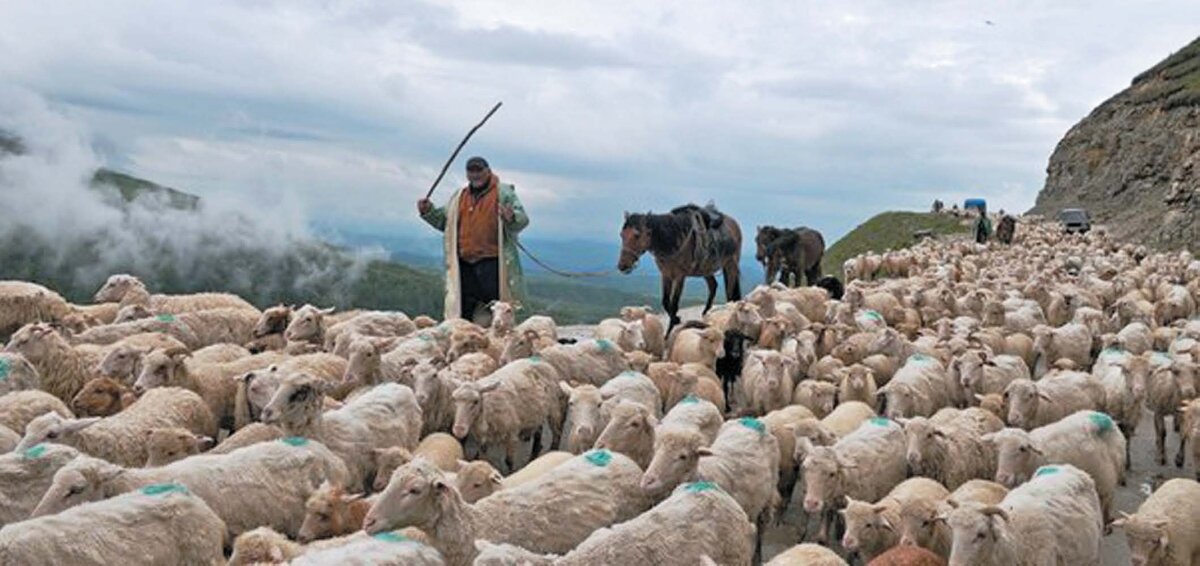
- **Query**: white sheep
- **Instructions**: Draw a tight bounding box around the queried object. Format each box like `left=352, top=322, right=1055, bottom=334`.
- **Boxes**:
left=739, top=348, right=796, bottom=415
left=593, top=399, right=658, bottom=469
left=0, top=389, right=72, bottom=435
left=537, top=338, right=630, bottom=386
left=15, top=387, right=216, bottom=467
left=0, top=482, right=226, bottom=565
left=897, top=479, right=1008, bottom=560
left=136, top=347, right=287, bottom=429
left=840, top=477, right=950, bottom=562
left=69, top=314, right=203, bottom=349
left=560, top=370, right=660, bottom=453
left=986, top=410, right=1126, bottom=523
left=261, top=375, right=422, bottom=492
left=953, top=349, right=1029, bottom=399
left=1030, top=323, right=1092, bottom=378
left=1111, top=478, right=1200, bottom=566
left=522, top=481, right=757, bottom=566
left=370, top=433, right=465, bottom=491
left=450, top=358, right=564, bottom=472
left=93, top=273, right=257, bottom=313
left=1002, top=372, right=1105, bottom=430
left=363, top=451, right=653, bottom=563
left=324, top=310, right=418, bottom=353
left=0, top=352, right=39, bottom=395
left=640, top=417, right=780, bottom=558
left=291, top=532, right=445, bottom=566
left=1093, top=349, right=1150, bottom=467
left=837, top=363, right=878, bottom=407
left=0, top=281, right=73, bottom=337
left=0, top=443, right=80, bottom=527
left=793, top=379, right=838, bottom=418
left=877, top=354, right=951, bottom=419
left=620, top=306, right=666, bottom=359
left=1147, top=359, right=1199, bottom=466
left=760, top=404, right=816, bottom=515
left=450, top=451, right=578, bottom=506
left=799, top=416, right=907, bottom=543
left=944, top=463, right=1103, bottom=566
left=32, top=437, right=351, bottom=538
left=902, top=407, right=1004, bottom=491
left=667, top=326, right=725, bottom=369
left=4, top=322, right=103, bottom=403
left=595, top=318, right=647, bottom=354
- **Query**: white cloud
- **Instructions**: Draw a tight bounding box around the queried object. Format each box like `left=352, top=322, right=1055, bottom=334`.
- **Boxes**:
left=0, top=0, right=1195, bottom=245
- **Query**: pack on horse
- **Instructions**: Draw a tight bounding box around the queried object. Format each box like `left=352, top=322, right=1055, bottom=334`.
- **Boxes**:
left=754, top=226, right=825, bottom=287
left=618, top=203, right=742, bottom=334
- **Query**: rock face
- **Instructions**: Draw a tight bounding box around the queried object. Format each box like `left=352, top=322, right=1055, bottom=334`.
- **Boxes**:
left=1031, top=37, right=1200, bottom=252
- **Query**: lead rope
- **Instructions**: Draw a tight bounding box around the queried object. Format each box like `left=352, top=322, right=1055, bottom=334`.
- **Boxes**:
left=514, top=239, right=616, bottom=278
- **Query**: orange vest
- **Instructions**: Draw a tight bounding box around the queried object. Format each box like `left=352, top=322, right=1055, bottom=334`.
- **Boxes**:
left=456, top=182, right=500, bottom=262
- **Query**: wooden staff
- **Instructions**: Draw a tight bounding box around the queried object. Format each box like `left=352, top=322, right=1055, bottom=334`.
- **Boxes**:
left=424, top=101, right=503, bottom=200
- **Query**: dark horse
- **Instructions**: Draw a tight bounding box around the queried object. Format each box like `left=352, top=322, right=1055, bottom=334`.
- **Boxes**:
left=755, top=226, right=825, bottom=286
left=995, top=215, right=1017, bottom=244
left=618, top=204, right=742, bottom=334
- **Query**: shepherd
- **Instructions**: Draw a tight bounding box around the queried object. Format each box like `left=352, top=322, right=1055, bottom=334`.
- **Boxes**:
left=417, top=156, right=529, bottom=325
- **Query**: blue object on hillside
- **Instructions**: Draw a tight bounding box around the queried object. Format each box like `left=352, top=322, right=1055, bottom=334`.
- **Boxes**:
left=964, top=198, right=987, bottom=211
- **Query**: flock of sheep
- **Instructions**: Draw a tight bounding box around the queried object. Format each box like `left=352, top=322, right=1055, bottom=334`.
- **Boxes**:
left=0, top=217, right=1198, bottom=565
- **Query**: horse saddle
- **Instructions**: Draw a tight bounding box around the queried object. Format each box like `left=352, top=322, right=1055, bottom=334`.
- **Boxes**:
left=672, top=202, right=725, bottom=230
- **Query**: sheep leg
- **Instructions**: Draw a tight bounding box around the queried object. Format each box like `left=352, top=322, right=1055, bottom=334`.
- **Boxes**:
left=529, top=425, right=544, bottom=461
left=504, top=435, right=520, bottom=474
left=1177, top=424, right=1188, bottom=469
left=753, top=511, right=765, bottom=564
left=1120, top=424, right=1133, bottom=473
left=1155, top=412, right=1167, bottom=466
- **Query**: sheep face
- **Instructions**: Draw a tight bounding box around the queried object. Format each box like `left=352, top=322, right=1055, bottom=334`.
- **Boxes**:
left=945, top=504, right=1011, bottom=566
left=562, top=384, right=603, bottom=453
left=4, top=323, right=61, bottom=363
left=240, top=367, right=284, bottom=418
left=15, top=412, right=101, bottom=453
left=880, top=383, right=922, bottom=420
left=801, top=446, right=850, bottom=513
left=450, top=381, right=496, bottom=439
left=902, top=418, right=943, bottom=474
left=97, top=345, right=141, bottom=381
left=489, top=302, right=515, bottom=333
left=1002, top=380, right=1044, bottom=429
left=640, top=428, right=705, bottom=496
left=790, top=420, right=835, bottom=464
left=113, top=304, right=153, bottom=323
left=1113, top=514, right=1171, bottom=566
left=362, top=459, right=447, bottom=535
left=619, top=306, right=649, bottom=322
left=344, top=339, right=382, bottom=384
left=30, top=457, right=113, bottom=517
left=595, top=401, right=654, bottom=455
left=841, top=498, right=894, bottom=554
left=448, top=329, right=489, bottom=360
left=133, top=349, right=183, bottom=394
left=93, top=274, right=142, bottom=303
left=253, top=305, right=292, bottom=338
left=371, top=447, right=414, bottom=492
left=797, top=382, right=838, bottom=418
left=500, top=331, right=537, bottom=364
left=299, top=481, right=363, bottom=543
left=285, top=306, right=327, bottom=343
left=986, top=429, right=1040, bottom=487
left=145, top=428, right=209, bottom=467
left=260, top=373, right=327, bottom=426
left=455, top=460, right=502, bottom=503
left=71, top=377, right=130, bottom=417
left=897, top=498, right=943, bottom=550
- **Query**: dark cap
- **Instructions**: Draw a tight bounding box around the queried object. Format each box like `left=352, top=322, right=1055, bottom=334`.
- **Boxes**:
left=465, top=156, right=489, bottom=170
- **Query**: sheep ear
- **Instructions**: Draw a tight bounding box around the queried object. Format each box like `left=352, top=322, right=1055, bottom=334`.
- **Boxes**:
left=456, top=459, right=469, bottom=471
left=344, top=492, right=365, bottom=502
left=558, top=382, right=573, bottom=396
left=879, top=515, right=896, bottom=531
left=63, top=418, right=102, bottom=433
left=974, top=393, right=987, bottom=402
left=696, top=447, right=714, bottom=458
left=1037, top=390, right=1054, bottom=402
left=319, top=307, right=336, bottom=315
left=489, top=471, right=503, bottom=485
left=980, top=506, right=1009, bottom=522
left=433, top=479, right=452, bottom=496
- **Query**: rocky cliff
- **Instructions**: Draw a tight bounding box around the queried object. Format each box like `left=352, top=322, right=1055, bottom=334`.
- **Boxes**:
left=1031, top=37, right=1200, bottom=251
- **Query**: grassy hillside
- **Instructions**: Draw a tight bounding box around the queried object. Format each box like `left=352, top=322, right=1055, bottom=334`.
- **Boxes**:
left=821, top=211, right=970, bottom=275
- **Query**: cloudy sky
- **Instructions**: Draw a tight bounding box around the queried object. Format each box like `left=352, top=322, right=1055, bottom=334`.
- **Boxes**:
left=1, top=1, right=1196, bottom=245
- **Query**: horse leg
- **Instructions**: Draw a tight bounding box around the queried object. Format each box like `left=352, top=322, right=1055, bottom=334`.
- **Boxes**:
left=670, top=276, right=686, bottom=325
left=703, top=275, right=718, bottom=315
left=723, top=263, right=742, bottom=301
left=661, top=274, right=677, bottom=335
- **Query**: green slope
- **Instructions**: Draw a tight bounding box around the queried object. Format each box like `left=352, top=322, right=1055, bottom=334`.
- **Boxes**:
left=821, top=211, right=970, bottom=275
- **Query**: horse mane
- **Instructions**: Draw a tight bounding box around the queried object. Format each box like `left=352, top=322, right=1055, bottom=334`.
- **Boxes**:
left=625, top=210, right=695, bottom=257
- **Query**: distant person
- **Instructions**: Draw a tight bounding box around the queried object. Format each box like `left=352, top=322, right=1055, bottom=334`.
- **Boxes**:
left=932, top=199, right=944, bottom=213
left=416, top=156, right=529, bottom=324
left=973, top=204, right=993, bottom=244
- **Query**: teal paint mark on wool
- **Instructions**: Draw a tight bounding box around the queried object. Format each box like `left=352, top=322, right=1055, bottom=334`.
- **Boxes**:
left=140, top=483, right=190, bottom=496
left=680, top=394, right=700, bottom=404
left=1089, top=412, right=1115, bottom=434
left=869, top=417, right=891, bottom=427
left=280, top=436, right=309, bottom=446
left=596, top=339, right=616, bottom=353
left=684, top=481, right=718, bottom=493
left=22, top=444, right=47, bottom=459
left=372, top=532, right=411, bottom=544
left=155, top=313, right=176, bottom=322
left=1034, top=465, right=1060, bottom=477
left=739, top=417, right=766, bottom=434
left=0, top=358, right=8, bottom=380
left=585, top=449, right=613, bottom=467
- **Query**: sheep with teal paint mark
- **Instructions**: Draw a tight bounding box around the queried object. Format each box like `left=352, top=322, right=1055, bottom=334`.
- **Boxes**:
left=0, top=443, right=79, bottom=527
left=0, top=352, right=39, bottom=395
left=876, top=352, right=951, bottom=419
left=560, top=370, right=660, bottom=455
left=641, top=416, right=779, bottom=559
left=0, top=476, right=227, bottom=565
left=595, top=318, right=647, bottom=354
left=983, top=410, right=1126, bottom=524
left=30, top=435, right=350, bottom=539
left=534, top=338, right=630, bottom=387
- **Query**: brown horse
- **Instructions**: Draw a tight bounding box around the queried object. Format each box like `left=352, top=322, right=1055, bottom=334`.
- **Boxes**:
left=618, top=204, right=742, bottom=334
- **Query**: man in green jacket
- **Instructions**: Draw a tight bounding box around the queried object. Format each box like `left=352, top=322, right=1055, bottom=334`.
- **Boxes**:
left=417, top=156, right=529, bottom=324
